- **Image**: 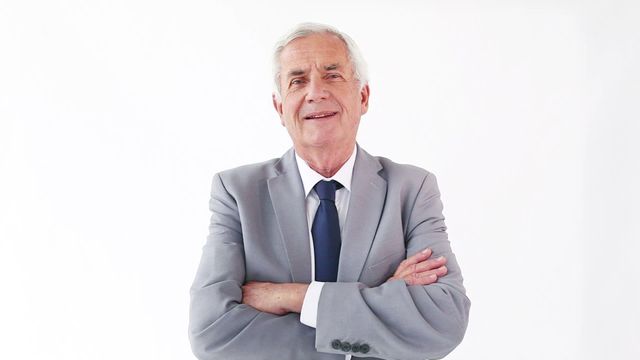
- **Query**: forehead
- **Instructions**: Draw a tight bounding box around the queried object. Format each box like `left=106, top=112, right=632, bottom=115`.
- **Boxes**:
left=279, top=33, right=351, bottom=72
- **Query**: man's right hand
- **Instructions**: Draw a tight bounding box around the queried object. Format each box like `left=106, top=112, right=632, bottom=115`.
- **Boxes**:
left=387, top=248, right=448, bottom=286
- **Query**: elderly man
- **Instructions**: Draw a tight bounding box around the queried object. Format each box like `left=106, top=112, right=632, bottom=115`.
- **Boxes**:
left=189, top=23, right=470, bottom=360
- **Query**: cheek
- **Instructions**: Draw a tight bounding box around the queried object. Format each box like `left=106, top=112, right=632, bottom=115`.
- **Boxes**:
left=344, top=99, right=362, bottom=117
left=282, top=97, right=302, bottom=119
left=283, top=112, right=298, bottom=129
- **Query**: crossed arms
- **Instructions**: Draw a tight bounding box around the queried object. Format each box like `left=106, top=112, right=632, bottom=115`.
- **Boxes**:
left=189, top=171, right=470, bottom=360
left=242, top=248, right=449, bottom=316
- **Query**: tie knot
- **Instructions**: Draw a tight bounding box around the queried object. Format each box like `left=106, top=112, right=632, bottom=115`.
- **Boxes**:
left=314, top=180, right=343, bottom=201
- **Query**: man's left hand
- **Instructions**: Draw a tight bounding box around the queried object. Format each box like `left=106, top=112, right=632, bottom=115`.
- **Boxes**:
left=387, top=248, right=448, bottom=286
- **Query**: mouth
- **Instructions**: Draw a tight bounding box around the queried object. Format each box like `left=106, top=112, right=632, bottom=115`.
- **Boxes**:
left=303, top=111, right=338, bottom=120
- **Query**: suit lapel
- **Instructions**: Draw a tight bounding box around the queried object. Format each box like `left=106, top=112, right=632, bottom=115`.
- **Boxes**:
left=338, top=146, right=387, bottom=282
left=267, top=149, right=313, bottom=283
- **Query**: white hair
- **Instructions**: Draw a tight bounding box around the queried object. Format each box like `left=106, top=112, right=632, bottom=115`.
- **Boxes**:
left=272, top=22, right=369, bottom=100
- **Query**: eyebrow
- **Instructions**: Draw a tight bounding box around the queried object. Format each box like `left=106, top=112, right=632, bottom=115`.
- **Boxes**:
left=285, top=64, right=342, bottom=79
left=286, top=69, right=305, bottom=78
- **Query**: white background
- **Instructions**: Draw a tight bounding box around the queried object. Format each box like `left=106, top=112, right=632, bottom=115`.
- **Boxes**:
left=1, top=0, right=639, bottom=359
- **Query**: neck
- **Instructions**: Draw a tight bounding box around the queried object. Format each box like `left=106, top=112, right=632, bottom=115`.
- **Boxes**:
left=295, top=142, right=355, bottom=178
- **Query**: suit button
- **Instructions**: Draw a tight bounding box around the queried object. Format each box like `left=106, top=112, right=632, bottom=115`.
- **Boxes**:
left=340, top=341, right=352, bottom=352
left=360, top=343, right=370, bottom=354
left=331, top=339, right=342, bottom=350
left=351, top=343, right=361, bottom=353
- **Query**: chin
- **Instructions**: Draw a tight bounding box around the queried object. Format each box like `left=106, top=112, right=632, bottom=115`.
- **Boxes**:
left=307, top=137, right=345, bottom=150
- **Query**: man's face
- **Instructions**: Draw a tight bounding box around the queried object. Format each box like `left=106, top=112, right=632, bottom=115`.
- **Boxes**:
left=273, top=33, right=370, bottom=151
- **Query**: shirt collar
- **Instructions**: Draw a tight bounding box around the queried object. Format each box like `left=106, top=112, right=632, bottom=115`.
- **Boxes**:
left=295, top=146, right=357, bottom=197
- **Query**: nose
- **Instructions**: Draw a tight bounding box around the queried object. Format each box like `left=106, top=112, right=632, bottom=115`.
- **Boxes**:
left=305, top=77, right=329, bottom=103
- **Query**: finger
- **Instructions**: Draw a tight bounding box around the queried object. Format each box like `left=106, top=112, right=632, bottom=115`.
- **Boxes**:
left=394, top=248, right=432, bottom=276
left=431, top=265, right=448, bottom=277
left=395, top=256, right=446, bottom=279
left=405, top=273, right=437, bottom=286
left=404, top=265, right=448, bottom=286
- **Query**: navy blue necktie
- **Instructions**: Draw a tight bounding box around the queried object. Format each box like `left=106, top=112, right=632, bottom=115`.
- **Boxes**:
left=312, top=180, right=343, bottom=282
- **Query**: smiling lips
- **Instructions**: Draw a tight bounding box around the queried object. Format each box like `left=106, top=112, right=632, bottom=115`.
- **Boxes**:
left=303, top=111, right=338, bottom=120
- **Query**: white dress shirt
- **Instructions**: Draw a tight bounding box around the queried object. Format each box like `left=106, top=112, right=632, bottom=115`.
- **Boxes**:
left=295, top=147, right=356, bottom=360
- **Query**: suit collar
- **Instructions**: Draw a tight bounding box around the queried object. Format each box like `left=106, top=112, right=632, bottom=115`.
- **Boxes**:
left=268, top=149, right=312, bottom=283
left=337, top=145, right=387, bottom=282
left=268, top=145, right=387, bottom=283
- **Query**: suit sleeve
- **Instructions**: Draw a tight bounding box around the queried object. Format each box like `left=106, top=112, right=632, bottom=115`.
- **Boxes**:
left=316, top=172, right=471, bottom=360
left=188, top=174, right=336, bottom=360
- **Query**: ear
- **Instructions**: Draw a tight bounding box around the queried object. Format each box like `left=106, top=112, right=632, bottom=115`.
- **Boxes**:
left=272, top=93, right=285, bottom=126
left=359, top=84, right=370, bottom=115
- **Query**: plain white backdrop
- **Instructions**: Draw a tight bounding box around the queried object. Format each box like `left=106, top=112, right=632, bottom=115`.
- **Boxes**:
left=1, top=0, right=639, bottom=359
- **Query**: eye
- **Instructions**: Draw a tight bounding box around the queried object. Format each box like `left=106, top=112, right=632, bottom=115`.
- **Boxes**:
left=327, top=73, right=342, bottom=80
left=290, top=78, right=305, bottom=86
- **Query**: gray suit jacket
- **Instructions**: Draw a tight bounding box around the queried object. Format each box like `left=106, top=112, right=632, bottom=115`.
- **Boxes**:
left=189, top=146, right=470, bottom=360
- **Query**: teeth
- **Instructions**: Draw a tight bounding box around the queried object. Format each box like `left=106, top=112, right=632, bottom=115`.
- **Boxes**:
left=306, top=112, right=335, bottom=119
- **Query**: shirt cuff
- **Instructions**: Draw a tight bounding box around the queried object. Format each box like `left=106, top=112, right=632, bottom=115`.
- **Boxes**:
left=300, top=281, right=324, bottom=328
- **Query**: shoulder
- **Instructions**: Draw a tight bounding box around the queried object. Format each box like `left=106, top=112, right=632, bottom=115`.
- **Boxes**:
left=377, top=156, right=432, bottom=179
left=363, top=150, right=436, bottom=189
left=355, top=148, right=442, bottom=203
left=213, top=157, right=280, bottom=192
left=354, top=146, right=441, bottom=195
left=210, top=148, right=297, bottom=194
left=379, top=157, right=440, bottom=198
